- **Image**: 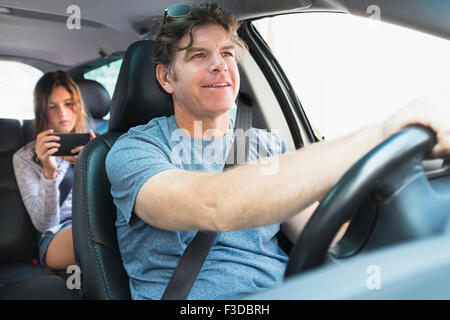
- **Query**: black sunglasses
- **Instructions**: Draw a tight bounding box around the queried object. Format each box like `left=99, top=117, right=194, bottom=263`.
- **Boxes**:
left=163, top=4, right=191, bottom=24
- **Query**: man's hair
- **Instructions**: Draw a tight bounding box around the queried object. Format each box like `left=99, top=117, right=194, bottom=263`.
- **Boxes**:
left=152, top=2, right=247, bottom=74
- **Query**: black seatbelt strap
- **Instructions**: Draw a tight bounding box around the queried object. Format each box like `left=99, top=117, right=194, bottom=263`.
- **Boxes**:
left=35, top=162, right=73, bottom=240
left=59, top=164, right=73, bottom=206
left=161, top=94, right=253, bottom=300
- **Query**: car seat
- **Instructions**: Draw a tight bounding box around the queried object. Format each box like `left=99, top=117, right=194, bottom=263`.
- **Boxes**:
left=72, top=40, right=173, bottom=299
left=0, top=118, right=79, bottom=299
left=76, top=79, right=111, bottom=134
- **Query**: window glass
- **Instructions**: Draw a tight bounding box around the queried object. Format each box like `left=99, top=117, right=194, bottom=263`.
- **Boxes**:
left=253, top=13, right=450, bottom=140
left=84, top=59, right=123, bottom=99
left=0, top=61, right=43, bottom=119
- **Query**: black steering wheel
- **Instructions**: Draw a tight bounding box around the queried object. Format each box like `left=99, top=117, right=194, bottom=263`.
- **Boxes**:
left=285, top=125, right=450, bottom=278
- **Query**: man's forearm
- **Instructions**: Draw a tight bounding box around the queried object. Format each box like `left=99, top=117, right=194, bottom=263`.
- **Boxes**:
left=204, top=123, right=385, bottom=232
left=135, top=92, right=449, bottom=233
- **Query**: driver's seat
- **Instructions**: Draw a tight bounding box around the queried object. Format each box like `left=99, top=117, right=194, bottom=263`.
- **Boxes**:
left=72, top=40, right=173, bottom=299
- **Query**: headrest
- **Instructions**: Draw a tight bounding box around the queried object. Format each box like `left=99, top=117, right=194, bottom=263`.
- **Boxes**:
left=76, top=79, right=110, bottom=120
left=108, top=40, right=173, bottom=133
left=0, top=119, right=23, bottom=154
left=22, top=119, right=36, bottom=144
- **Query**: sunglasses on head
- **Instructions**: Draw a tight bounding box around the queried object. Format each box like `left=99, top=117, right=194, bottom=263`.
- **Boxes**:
left=163, top=4, right=191, bottom=24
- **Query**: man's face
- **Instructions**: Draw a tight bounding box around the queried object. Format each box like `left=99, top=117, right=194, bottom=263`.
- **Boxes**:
left=162, top=23, right=240, bottom=118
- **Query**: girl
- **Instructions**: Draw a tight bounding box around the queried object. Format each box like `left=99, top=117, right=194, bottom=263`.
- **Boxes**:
left=13, top=70, right=95, bottom=270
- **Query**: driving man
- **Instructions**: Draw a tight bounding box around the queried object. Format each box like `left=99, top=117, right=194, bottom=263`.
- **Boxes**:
left=106, top=3, right=450, bottom=300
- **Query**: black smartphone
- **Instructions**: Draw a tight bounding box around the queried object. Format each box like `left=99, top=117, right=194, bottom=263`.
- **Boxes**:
left=53, top=133, right=91, bottom=156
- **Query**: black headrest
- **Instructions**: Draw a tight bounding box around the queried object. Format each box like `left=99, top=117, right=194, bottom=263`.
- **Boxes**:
left=76, top=79, right=110, bottom=120
left=108, top=40, right=173, bottom=133
left=0, top=119, right=23, bottom=154
left=22, top=119, right=36, bottom=144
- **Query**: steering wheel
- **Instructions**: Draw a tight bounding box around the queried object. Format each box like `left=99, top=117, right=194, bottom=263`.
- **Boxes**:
left=285, top=125, right=450, bottom=278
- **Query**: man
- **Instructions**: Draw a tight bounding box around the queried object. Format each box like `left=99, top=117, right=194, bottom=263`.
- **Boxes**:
left=106, top=3, right=450, bottom=300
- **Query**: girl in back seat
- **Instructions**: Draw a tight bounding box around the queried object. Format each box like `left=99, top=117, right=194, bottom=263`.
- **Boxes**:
left=13, top=70, right=95, bottom=270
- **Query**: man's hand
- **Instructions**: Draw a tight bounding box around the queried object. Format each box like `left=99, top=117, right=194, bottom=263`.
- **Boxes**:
left=133, top=89, right=450, bottom=233
left=382, top=89, right=450, bottom=159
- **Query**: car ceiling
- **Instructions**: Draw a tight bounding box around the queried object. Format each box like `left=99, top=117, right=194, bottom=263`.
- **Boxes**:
left=0, top=0, right=449, bottom=70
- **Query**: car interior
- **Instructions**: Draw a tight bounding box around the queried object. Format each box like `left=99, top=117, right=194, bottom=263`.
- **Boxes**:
left=0, top=77, right=110, bottom=299
left=0, top=0, right=450, bottom=300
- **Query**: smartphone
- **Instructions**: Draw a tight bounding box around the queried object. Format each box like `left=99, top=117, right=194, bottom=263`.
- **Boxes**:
left=53, top=133, right=91, bottom=156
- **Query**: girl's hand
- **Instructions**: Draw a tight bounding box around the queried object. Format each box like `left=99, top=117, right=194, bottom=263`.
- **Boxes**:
left=35, top=129, right=60, bottom=179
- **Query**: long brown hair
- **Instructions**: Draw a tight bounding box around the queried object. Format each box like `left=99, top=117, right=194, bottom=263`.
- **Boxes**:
left=33, top=70, right=90, bottom=134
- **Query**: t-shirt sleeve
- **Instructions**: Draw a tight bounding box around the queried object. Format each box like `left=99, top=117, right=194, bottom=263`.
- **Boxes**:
left=106, top=133, right=177, bottom=226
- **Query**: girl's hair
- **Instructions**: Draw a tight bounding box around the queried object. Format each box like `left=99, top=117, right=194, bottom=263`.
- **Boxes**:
left=33, top=70, right=91, bottom=134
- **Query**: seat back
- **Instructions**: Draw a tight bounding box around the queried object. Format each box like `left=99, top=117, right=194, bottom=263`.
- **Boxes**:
left=0, top=119, right=39, bottom=264
left=108, top=41, right=172, bottom=132
left=22, top=119, right=36, bottom=144
left=0, top=119, right=82, bottom=299
left=72, top=132, right=129, bottom=299
left=72, top=40, right=173, bottom=299
left=76, top=79, right=111, bottom=134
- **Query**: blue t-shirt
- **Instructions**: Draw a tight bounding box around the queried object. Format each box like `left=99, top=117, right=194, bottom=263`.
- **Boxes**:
left=106, top=115, right=289, bottom=300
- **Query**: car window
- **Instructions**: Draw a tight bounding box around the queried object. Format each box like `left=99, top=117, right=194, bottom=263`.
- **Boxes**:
left=84, top=58, right=123, bottom=99
left=253, top=13, right=450, bottom=141
left=0, top=61, right=43, bottom=119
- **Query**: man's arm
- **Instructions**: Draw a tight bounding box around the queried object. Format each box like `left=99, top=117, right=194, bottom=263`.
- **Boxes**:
left=281, top=202, right=318, bottom=244
left=135, top=123, right=384, bottom=232
left=134, top=95, right=450, bottom=232
left=281, top=201, right=350, bottom=245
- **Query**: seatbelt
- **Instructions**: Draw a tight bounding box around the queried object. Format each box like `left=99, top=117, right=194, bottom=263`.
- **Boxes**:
left=59, top=164, right=73, bottom=206
left=35, top=163, right=73, bottom=241
left=161, top=95, right=253, bottom=300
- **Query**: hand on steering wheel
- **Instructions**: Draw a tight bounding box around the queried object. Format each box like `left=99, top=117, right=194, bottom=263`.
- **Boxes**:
left=284, top=125, right=450, bottom=278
